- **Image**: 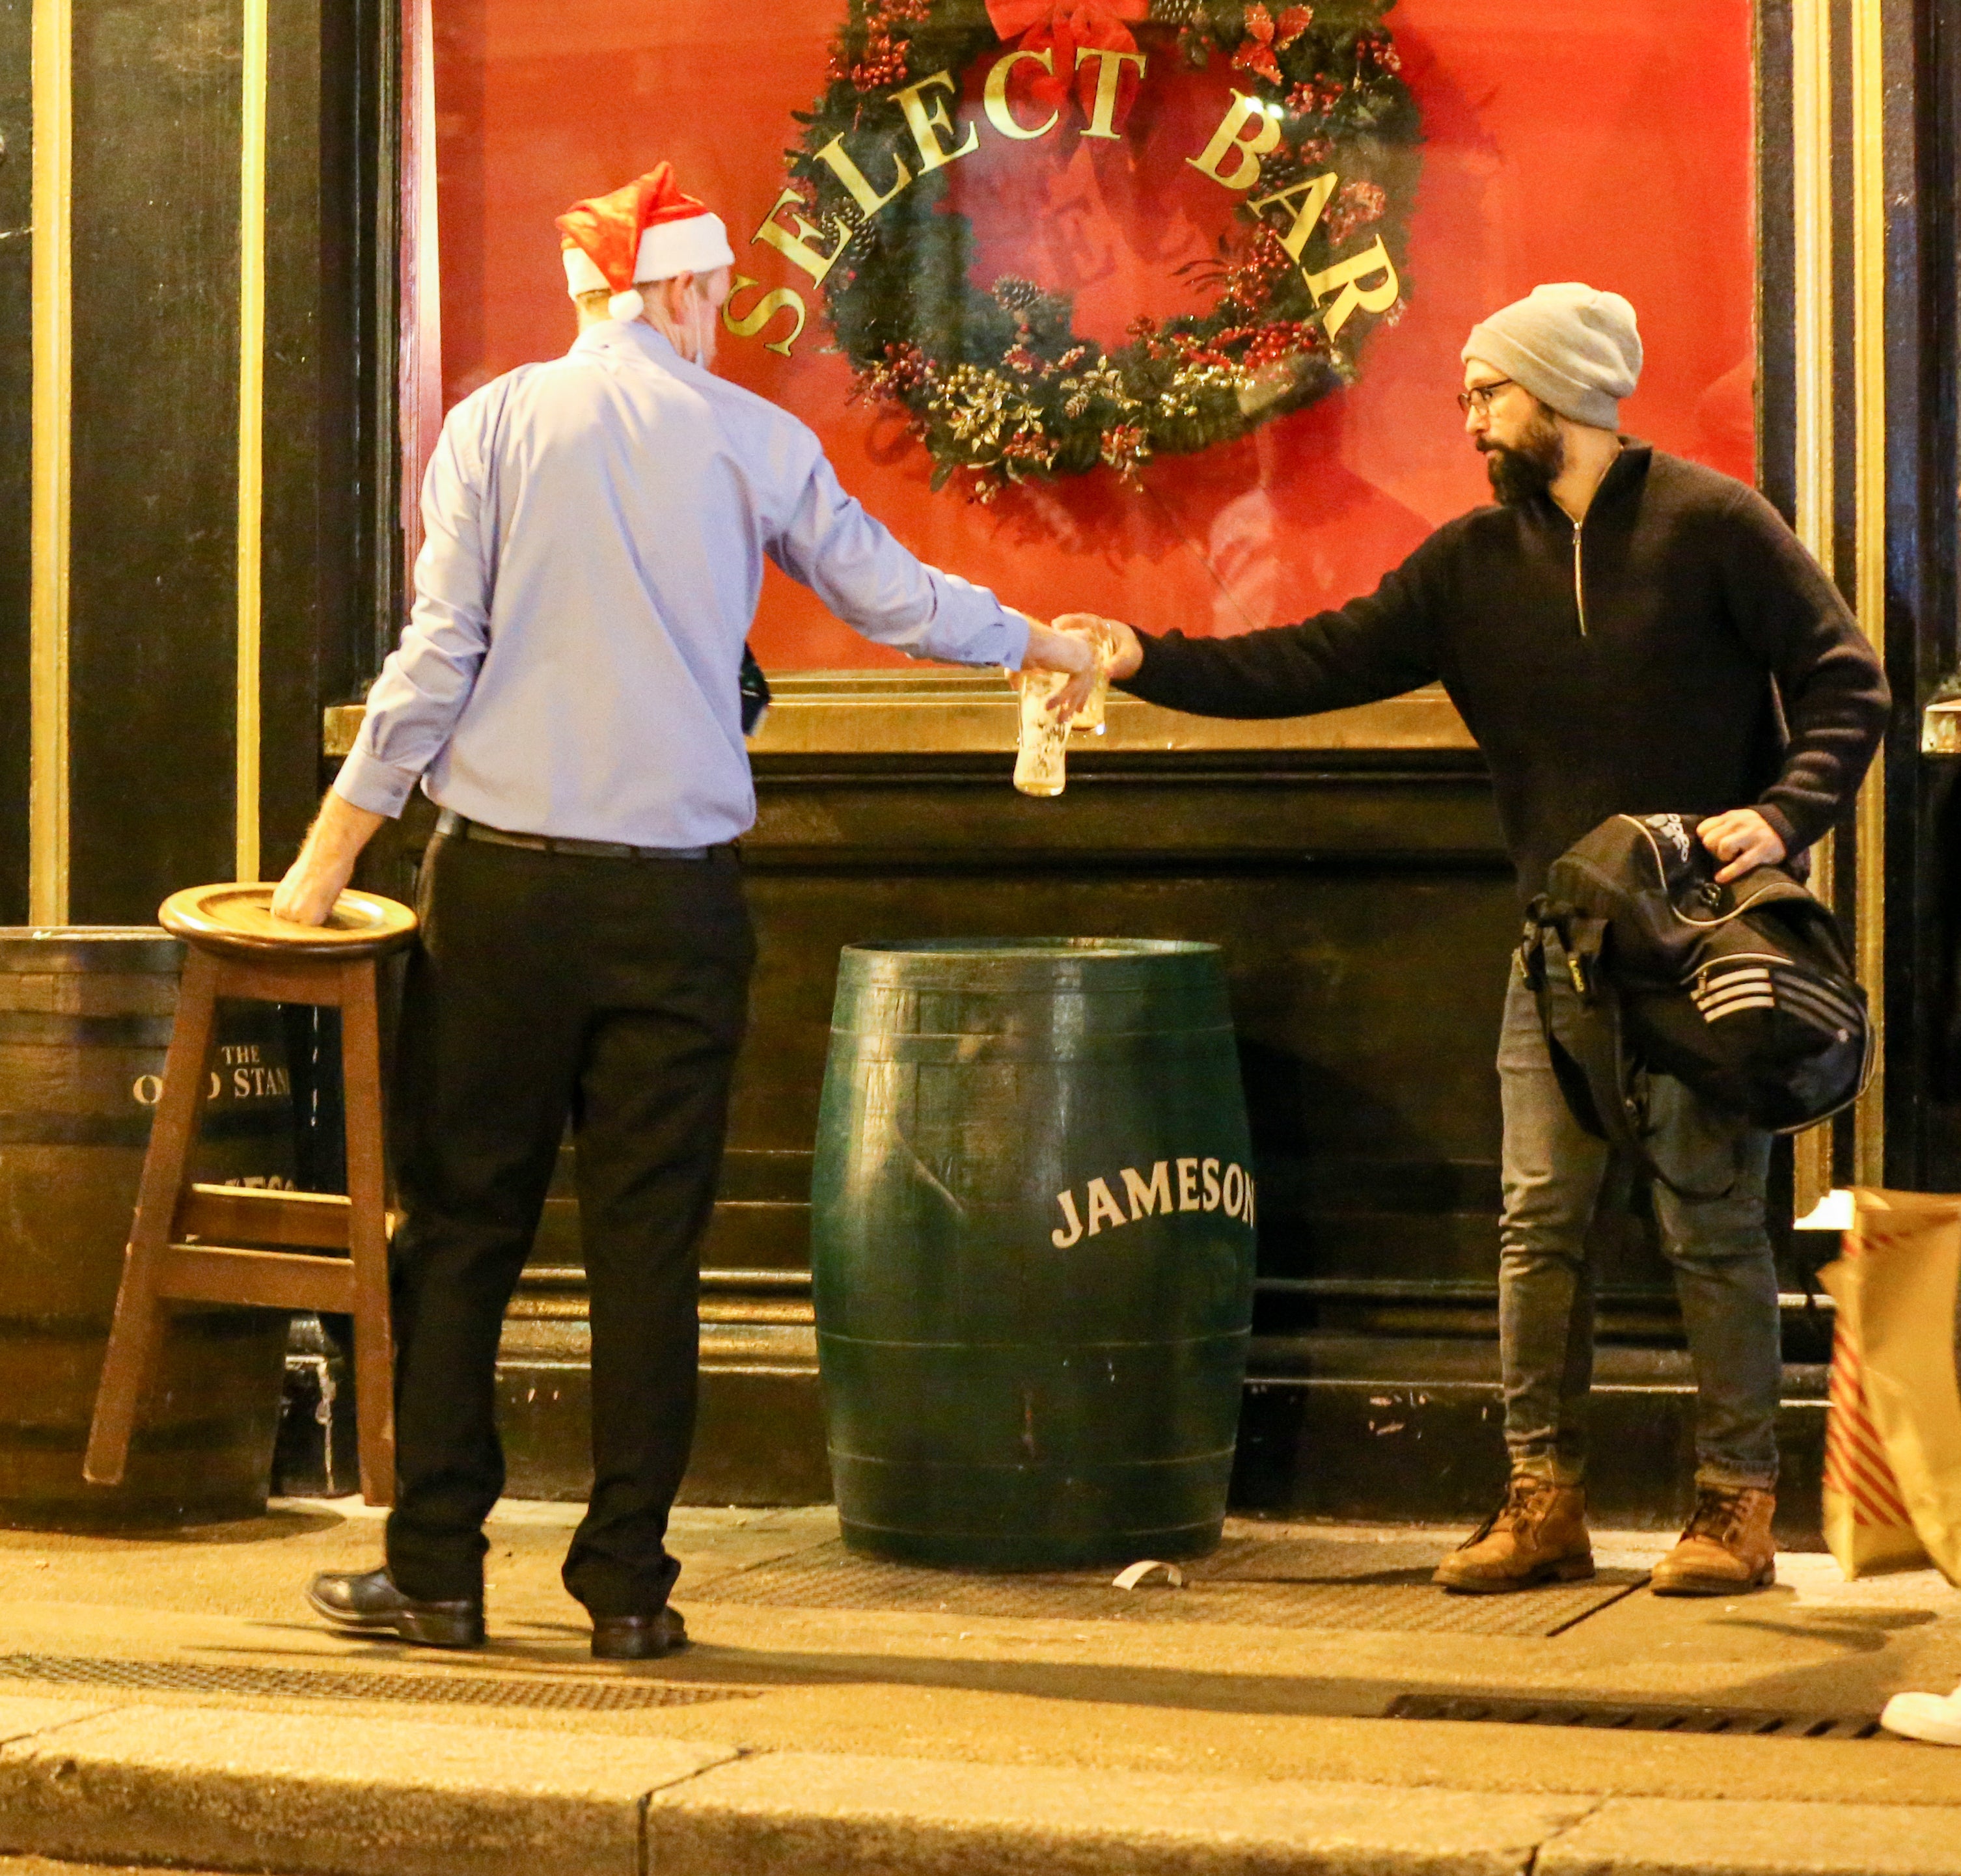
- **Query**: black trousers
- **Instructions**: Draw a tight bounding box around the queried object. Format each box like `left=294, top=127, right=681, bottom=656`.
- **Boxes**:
left=382, top=831, right=754, bottom=1614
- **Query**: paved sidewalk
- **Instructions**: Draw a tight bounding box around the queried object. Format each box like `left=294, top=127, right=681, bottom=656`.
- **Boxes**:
left=0, top=1501, right=1956, bottom=1875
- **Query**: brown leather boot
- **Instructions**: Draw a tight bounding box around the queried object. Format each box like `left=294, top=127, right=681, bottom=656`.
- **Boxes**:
left=1649, top=1485, right=1776, bottom=1596
left=1433, top=1475, right=1595, bottom=1594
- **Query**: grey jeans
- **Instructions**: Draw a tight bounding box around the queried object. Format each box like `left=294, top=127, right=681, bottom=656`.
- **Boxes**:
left=1498, top=968, right=1781, bottom=1491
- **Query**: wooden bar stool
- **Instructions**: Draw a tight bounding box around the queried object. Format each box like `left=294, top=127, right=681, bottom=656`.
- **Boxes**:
left=85, top=883, right=418, bottom=1507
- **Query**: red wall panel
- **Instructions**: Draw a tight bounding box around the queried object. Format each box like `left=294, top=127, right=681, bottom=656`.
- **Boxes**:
left=433, top=1, right=1754, bottom=669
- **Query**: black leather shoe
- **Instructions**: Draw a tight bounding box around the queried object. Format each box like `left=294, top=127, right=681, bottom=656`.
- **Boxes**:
left=307, top=1568, right=485, bottom=1649
left=592, top=1606, right=688, bottom=1661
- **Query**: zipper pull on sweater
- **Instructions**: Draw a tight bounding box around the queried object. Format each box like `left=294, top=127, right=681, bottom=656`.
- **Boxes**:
left=1572, top=520, right=1588, bottom=636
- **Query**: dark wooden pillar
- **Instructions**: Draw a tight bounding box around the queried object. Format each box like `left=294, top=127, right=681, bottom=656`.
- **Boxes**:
left=10, top=0, right=382, bottom=929
left=65, top=0, right=244, bottom=921
left=1878, top=0, right=1961, bottom=1191
left=258, top=0, right=383, bottom=875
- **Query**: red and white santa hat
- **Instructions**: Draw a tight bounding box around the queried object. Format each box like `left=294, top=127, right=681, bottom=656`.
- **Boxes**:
left=555, top=163, right=735, bottom=324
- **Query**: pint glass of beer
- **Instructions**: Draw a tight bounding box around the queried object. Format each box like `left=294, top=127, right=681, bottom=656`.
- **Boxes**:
left=1014, top=672, right=1071, bottom=797
left=1069, top=660, right=1110, bottom=735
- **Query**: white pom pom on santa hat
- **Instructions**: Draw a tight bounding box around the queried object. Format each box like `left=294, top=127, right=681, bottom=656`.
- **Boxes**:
left=556, top=163, right=735, bottom=319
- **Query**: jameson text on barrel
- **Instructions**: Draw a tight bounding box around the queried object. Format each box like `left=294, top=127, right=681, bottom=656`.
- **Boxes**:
left=1051, top=1157, right=1257, bottom=1247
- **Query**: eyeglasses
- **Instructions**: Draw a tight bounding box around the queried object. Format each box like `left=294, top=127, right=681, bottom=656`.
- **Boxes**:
left=1457, top=378, right=1516, bottom=415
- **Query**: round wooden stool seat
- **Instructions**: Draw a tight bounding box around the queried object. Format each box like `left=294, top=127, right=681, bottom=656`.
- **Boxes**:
left=159, top=883, right=418, bottom=961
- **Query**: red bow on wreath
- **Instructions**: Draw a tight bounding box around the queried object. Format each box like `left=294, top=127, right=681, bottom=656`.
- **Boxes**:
left=1233, top=3, right=1314, bottom=85
left=985, top=0, right=1150, bottom=133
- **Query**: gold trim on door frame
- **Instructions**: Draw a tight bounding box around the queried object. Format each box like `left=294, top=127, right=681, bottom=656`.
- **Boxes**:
left=1847, top=0, right=1887, bottom=1188
left=234, top=0, right=269, bottom=884
left=1788, top=0, right=1837, bottom=1214
left=1789, top=0, right=1835, bottom=564
left=29, top=0, right=72, bottom=926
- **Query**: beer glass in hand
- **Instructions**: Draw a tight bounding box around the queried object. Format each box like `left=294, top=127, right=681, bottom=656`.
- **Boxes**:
left=1015, top=671, right=1073, bottom=796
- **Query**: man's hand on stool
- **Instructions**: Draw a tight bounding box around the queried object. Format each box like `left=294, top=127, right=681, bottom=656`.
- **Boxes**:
left=272, top=793, right=386, bottom=925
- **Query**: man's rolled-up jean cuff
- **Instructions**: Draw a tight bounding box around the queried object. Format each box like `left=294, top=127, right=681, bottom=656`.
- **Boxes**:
left=1506, top=1452, right=1586, bottom=1488
left=1692, top=1463, right=1779, bottom=1494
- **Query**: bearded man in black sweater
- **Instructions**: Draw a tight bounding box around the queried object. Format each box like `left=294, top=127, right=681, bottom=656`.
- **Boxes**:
left=1076, top=283, right=1890, bottom=1596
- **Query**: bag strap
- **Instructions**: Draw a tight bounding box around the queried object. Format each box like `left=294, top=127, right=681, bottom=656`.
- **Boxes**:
left=1523, top=906, right=1740, bottom=1204
left=1525, top=912, right=1625, bottom=1145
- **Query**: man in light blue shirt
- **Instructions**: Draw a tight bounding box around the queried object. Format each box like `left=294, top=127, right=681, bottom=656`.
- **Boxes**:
left=277, top=166, right=1097, bottom=1659
left=324, top=299, right=1049, bottom=850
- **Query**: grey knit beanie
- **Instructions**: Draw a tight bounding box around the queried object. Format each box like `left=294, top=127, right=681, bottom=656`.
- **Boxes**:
left=1462, top=283, right=1641, bottom=429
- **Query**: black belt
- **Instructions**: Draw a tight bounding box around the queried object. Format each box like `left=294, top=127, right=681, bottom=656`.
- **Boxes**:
left=435, top=809, right=721, bottom=862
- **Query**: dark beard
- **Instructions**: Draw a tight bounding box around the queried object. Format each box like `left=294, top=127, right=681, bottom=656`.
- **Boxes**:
left=1479, top=412, right=1565, bottom=506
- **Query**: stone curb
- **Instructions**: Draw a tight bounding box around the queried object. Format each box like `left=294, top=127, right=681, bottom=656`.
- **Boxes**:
left=646, top=1750, right=1589, bottom=1875
left=0, top=1697, right=728, bottom=1876
left=1536, top=1795, right=1961, bottom=1876
left=1, top=1697, right=1960, bottom=1876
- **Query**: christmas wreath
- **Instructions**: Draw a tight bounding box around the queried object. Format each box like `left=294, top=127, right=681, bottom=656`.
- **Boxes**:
left=785, top=0, right=1421, bottom=498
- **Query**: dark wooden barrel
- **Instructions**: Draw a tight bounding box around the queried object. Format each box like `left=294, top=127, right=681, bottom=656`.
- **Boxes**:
left=0, top=928, right=295, bottom=1530
left=812, top=938, right=1257, bottom=1570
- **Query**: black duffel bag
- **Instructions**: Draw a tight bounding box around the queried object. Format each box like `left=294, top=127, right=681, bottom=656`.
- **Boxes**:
left=1522, top=812, right=1872, bottom=1193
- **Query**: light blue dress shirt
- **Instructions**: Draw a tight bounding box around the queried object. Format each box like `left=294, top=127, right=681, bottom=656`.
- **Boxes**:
left=333, top=321, right=1032, bottom=847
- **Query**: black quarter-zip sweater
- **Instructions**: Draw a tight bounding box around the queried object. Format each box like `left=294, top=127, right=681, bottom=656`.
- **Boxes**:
left=1119, top=443, right=1891, bottom=900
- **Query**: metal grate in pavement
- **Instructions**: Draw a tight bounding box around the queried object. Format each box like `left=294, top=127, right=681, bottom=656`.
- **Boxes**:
left=1386, top=1692, right=1886, bottom=1740
left=702, top=1541, right=1645, bottom=1637
left=0, top=1652, right=759, bottom=1713
left=1196, top=1536, right=1460, bottom=1583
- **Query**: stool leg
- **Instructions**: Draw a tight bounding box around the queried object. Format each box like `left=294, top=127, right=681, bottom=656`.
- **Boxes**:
left=85, top=947, right=223, bottom=1486
left=341, top=960, right=397, bottom=1506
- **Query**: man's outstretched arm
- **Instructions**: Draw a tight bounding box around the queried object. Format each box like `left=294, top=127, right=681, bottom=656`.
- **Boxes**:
left=1052, top=538, right=1448, bottom=722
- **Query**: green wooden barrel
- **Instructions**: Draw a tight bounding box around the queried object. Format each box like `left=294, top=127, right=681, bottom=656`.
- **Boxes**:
left=0, top=928, right=295, bottom=1530
left=812, top=938, right=1256, bottom=1570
